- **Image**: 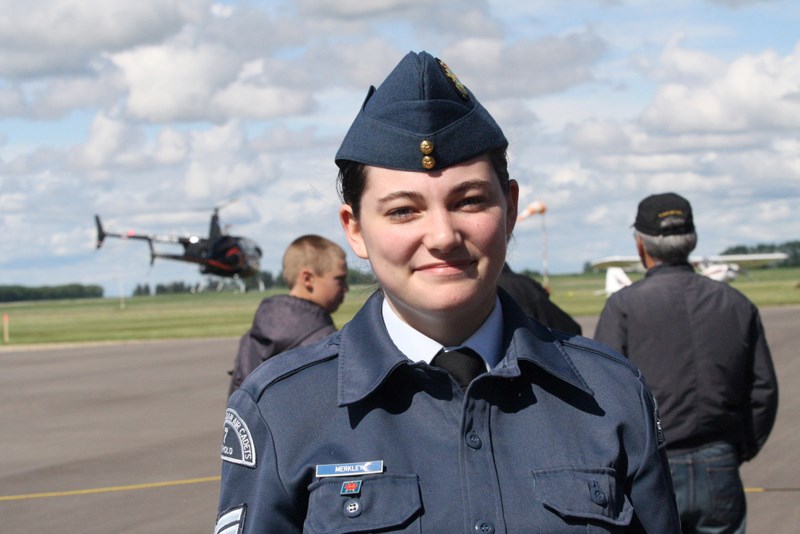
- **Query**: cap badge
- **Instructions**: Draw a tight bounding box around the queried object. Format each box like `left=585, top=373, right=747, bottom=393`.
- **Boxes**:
left=658, top=209, right=685, bottom=218
left=436, top=58, right=469, bottom=101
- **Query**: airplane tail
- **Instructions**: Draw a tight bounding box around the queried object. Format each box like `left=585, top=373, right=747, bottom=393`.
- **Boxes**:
left=604, top=267, right=632, bottom=296
left=699, top=262, right=738, bottom=283
left=95, top=215, right=106, bottom=249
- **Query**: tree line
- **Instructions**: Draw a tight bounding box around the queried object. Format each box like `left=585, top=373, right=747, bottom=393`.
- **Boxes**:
left=721, top=240, right=800, bottom=266
left=131, top=268, right=377, bottom=296
left=0, top=284, right=104, bottom=303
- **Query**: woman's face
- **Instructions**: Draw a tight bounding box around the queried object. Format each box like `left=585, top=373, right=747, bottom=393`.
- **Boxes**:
left=340, top=155, right=518, bottom=333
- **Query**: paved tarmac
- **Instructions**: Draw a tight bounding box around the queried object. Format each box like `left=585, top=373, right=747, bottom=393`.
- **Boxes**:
left=1, top=307, right=797, bottom=533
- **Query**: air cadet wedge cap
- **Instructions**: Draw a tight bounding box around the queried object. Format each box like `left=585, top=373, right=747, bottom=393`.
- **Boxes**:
left=634, top=192, right=696, bottom=236
left=335, top=51, right=507, bottom=172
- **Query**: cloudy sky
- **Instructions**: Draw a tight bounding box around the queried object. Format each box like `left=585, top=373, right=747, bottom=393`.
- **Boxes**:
left=1, top=0, right=798, bottom=296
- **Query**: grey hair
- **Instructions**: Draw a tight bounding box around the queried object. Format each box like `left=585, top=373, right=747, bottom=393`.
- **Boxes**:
left=635, top=230, right=697, bottom=265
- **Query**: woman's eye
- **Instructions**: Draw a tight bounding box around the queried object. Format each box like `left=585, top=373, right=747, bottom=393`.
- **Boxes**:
left=459, top=196, right=487, bottom=209
left=387, top=207, right=415, bottom=220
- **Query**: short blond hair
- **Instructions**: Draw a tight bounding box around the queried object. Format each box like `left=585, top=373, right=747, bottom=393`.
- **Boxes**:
left=282, top=235, right=346, bottom=288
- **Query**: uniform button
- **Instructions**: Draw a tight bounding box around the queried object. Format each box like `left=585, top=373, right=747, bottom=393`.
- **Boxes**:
left=466, top=432, right=482, bottom=449
left=474, top=520, right=495, bottom=533
left=343, top=498, right=362, bottom=518
left=590, top=480, right=608, bottom=507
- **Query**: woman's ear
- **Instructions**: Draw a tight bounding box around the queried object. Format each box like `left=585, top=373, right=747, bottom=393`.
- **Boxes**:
left=505, top=179, right=520, bottom=237
left=339, top=205, right=369, bottom=259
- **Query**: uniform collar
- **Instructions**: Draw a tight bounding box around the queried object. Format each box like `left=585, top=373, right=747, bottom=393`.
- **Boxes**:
left=645, top=262, right=694, bottom=277
left=337, top=290, right=592, bottom=406
left=381, top=296, right=504, bottom=368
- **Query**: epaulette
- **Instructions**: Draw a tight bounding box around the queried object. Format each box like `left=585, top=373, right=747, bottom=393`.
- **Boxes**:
left=239, top=332, right=342, bottom=401
left=553, top=331, right=643, bottom=379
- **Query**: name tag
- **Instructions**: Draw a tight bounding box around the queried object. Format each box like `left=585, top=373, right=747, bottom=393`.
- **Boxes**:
left=315, top=460, right=384, bottom=478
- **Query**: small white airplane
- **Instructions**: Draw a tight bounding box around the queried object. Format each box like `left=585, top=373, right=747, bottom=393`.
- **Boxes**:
left=593, top=253, right=788, bottom=296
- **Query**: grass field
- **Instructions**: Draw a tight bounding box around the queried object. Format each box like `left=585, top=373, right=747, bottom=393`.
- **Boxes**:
left=1, top=267, right=798, bottom=346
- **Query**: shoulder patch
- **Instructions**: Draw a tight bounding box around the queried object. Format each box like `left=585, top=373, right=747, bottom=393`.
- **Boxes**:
left=222, top=408, right=256, bottom=468
left=215, top=504, right=246, bottom=534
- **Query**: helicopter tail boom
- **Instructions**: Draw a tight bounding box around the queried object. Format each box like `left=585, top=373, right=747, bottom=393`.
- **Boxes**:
left=95, top=215, right=106, bottom=249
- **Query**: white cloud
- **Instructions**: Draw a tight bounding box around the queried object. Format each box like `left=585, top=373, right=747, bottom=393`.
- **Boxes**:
left=211, top=59, right=315, bottom=119
left=112, top=42, right=239, bottom=122
left=0, top=0, right=207, bottom=78
left=643, top=41, right=800, bottom=133
left=155, top=128, right=189, bottom=165
left=585, top=205, right=610, bottom=225
left=183, top=121, right=278, bottom=201
left=442, top=30, right=606, bottom=98
left=297, top=0, right=435, bottom=17
left=551, top=166, right=592, bottom=187
left=646, top=34, right=727, bottom=83
left=78, top=113, right=144, bottom=169
left=706, top=0, right=777, bottom=7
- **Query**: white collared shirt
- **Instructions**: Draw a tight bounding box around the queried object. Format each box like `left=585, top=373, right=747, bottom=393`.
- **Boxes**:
left=381, top=296, right=504, bottom=369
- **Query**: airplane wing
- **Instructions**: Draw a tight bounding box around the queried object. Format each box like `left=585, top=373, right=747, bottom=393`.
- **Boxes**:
left=590, top=256, right=642, bottom=270
left=693, top=253, right=788, bottom=269
left=590, top=251, right=787, bottom=295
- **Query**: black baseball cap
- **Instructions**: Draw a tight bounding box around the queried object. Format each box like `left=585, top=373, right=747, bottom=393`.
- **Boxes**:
left=634, top=193, right=695, bottom=236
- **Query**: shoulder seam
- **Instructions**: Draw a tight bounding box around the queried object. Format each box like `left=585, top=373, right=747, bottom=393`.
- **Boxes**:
left=255, top=352, right=339, bottom=402
left=242, top=338, right=340, bottom=401
left=558, top=335, right=642, bottom=379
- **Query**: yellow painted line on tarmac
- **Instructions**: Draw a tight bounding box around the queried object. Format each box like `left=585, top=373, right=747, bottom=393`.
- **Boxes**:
left=0, top=476, right=221, bottom=502
left=3, top=478, right=796, bottom=502
left=745, top=487, right=800, bottom=493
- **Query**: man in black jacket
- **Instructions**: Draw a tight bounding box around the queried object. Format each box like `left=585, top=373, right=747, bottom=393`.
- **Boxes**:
left=497, top=264, right=582, bottom=335
left=594, top=192, right=778, bottom=534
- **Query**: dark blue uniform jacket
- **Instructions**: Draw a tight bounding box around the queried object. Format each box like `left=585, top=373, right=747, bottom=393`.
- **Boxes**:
left=216, top=290, right=679, bottom=533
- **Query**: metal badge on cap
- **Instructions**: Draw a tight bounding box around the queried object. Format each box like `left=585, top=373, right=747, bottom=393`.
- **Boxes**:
left=437, top=58, right=469, bottom=100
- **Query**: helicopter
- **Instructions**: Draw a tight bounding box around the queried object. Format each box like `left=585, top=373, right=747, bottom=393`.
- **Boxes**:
left=95, top=205, right=263, bottom=283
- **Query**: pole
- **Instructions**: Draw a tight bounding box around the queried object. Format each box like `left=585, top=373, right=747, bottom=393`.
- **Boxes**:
left=541, top=213, right=549, bottom=290
left=3, top=313, right=9, bottom=344
left=118, top=278, right=126, bottom=311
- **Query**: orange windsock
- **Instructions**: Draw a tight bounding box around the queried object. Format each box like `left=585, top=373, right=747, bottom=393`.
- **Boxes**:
left=517, top=200, right=547, bottom=222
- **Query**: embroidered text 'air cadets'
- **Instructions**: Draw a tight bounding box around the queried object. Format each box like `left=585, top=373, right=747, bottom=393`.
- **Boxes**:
left=221, top=408, right=256, bottom=468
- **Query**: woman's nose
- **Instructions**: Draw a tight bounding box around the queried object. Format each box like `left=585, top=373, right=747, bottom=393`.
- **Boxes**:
left=423, top=210, right=463, bottom=252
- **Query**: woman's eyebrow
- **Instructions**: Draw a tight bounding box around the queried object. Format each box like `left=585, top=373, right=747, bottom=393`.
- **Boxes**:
left=376, top=190, right=424, bottom=205
left=375, top=178, right=493, bottom=205
left=451, top=179, right=494, bottom=194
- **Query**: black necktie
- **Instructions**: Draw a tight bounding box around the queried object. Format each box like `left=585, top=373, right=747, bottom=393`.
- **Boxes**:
left=431, top=347, right=485, bottom=391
